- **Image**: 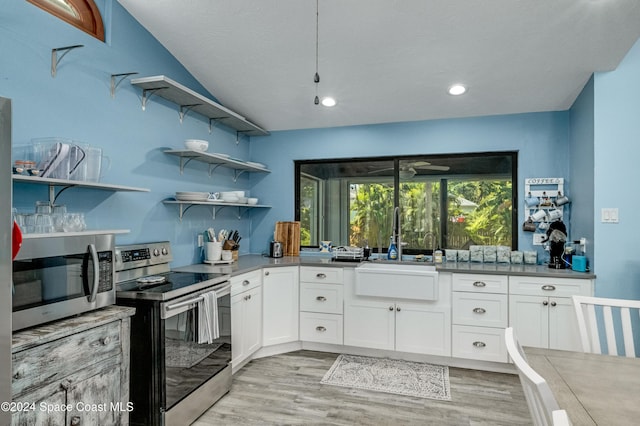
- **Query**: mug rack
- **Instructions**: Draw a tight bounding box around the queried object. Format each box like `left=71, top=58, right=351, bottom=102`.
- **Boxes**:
left=524, top=177, right=567, bottom=222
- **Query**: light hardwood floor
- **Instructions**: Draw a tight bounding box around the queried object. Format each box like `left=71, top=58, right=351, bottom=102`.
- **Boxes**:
left=193, top=351, right=532, bottom=425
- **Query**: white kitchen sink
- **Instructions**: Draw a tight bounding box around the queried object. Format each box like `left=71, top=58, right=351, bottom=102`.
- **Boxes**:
left=354, top=262, right=438, bottom=300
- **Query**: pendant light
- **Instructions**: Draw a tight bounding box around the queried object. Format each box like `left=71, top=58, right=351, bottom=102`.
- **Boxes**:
left=313, top=0, right=320, bottom=105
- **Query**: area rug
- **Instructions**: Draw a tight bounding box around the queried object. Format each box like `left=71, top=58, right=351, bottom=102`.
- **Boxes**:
left=320, top=354, right=451, bottom=401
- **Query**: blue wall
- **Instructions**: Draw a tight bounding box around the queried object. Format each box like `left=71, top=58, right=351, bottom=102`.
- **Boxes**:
left=568, top=77, right=595, bottom=268
left=250, top=112, right=571, bottom=255
left=3, top=1, right=257, bottom=267
left=592, top=38, right=640, bottom=299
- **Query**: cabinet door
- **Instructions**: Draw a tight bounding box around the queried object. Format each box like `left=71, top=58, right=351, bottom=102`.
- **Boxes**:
left=231, top=292, right=247, bottom=367
left=344, top=297, right=394, bottom=350
left=262, top=267, right=299, bottom=346
left=244, top=286, right=263, bottom=355
left=395, top=302, right=451, bottom=356
left=509, top=294, right=549, bottom=348
left=12, top=385, right=66, bottom=426
left=548, top=297, right=582, bottom=351
left=67, top=363, right=121, bottom=426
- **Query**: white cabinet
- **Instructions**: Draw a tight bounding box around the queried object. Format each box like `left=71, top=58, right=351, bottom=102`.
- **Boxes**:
left=344, top=273, right=450, bottom=357
left=452, top=274, right=509, bottom=363
left=262, top=266, right=299, bottom=346
left=299, top=267, right=344, bottom=345
left=231, top=270, right=262, bottom=370
left=509, top=276, right=593, bottom=351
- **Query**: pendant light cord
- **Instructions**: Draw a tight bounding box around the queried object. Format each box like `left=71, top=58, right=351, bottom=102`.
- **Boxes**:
left=314, top=0, right=320, bottom=104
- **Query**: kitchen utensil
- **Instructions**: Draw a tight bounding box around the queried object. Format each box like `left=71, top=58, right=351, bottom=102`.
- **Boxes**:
left=205, top=241, right=222, bottom=261
left=184, top=139, right=209, bottom=151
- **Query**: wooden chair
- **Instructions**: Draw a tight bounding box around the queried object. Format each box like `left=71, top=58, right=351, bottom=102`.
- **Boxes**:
left=552, top=409, right=573, bottom=426
left=572, top=295, right=640, bottom=357
left=505, top=327, right=561, bottom=426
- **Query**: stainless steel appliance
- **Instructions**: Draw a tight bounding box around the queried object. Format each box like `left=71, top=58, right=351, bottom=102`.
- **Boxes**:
left=11, top=232, right=115, bottom=331
left=115, top=241, right=231, bottom=426
left=269, top=240, right=283, bottom=258
left=1, top=96, right=12, bottom=425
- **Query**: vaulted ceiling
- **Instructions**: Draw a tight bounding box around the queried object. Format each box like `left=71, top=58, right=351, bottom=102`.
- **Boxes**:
left=118, top=0, right=640, bottom=132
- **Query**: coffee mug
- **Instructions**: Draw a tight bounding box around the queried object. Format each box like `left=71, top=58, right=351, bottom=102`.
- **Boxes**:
left=530, top=209, right=547, bottom=222
left=555, top=195, right=570, bottom=206
left=548, top=209, right=563, bottom=221
left=525, top=196, right=540, bottom=207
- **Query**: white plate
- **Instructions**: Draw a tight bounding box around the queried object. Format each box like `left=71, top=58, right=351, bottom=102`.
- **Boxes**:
left=176, top=195, right=209, bottom=201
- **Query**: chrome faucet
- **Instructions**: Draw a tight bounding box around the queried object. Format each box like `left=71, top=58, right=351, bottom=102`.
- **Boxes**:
left=392, top=206, right=405, bottom=260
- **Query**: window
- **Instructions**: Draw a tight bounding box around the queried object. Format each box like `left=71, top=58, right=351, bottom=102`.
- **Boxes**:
left=28, top=0, right=105, bottom=41
left=295, top=152, right=517, bottom=253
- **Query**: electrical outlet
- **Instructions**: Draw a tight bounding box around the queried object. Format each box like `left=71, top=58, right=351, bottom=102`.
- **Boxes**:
left=533, top=234, right=545, bottom=245
left=601, top=208, right=619, bottom=223
left=197, top=234, right=204, bottom=247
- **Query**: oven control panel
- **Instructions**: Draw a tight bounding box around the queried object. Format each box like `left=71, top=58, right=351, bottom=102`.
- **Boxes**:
left=115, top=241, right=173, bottom=271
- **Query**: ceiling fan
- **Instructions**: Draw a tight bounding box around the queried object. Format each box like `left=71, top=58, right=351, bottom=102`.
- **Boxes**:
left=368, top=161, right=450, bottom=178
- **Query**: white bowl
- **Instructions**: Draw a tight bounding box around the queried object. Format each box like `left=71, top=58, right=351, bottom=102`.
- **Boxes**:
left=237, top=196, right=248, bottom=204
left=247, top=197, right=258, bottom=205
left=233, top=190, right=245, bottom=197
left=184, top=139, right=209, bottom=151
left=222, top=196, right=239, bottom=203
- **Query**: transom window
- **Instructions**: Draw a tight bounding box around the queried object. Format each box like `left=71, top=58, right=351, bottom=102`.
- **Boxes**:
left=28, top=0, right=105, bottom=41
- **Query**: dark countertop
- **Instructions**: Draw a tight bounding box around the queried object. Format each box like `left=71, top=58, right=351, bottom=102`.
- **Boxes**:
left=173, top=254, right=596, bottom=279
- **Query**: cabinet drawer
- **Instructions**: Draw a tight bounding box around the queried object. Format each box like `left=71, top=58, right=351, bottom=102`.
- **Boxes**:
left=231, top=270, right=262, bottom=296
left=452, top=292, right=508, bottom=328
left=300, top=283, right=343, bottom=314
left=452, top=325, right=507, bottom=363
left=300, top=267, right=344, bottom=284
left=509, top=276, right=592, bottom=297
left=452, top=274, right=508, bottom=293
left=12, top=321, right=121, bottom=396
left=300, top=312, right=343, bottom=344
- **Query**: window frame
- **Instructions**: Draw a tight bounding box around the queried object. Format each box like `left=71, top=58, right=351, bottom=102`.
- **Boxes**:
left=27, top=0, right=105, bottom=41
left=295, top=151, right=518, bottom=252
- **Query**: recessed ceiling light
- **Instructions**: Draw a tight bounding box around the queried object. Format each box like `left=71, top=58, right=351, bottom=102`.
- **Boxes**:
left=448, top=84, right=467, bottom=96
left=321, top=97, right=336, bottom=107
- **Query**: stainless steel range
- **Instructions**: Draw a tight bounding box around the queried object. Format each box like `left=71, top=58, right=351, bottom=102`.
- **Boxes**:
left=115, top=241, right=231, bottom=426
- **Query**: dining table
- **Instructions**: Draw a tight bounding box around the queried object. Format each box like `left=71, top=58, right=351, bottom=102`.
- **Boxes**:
left=524, top=346, right=640, bottom=425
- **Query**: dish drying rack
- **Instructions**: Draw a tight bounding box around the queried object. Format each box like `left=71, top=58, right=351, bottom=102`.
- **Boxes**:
left=332, top=246, right=364, bottom=262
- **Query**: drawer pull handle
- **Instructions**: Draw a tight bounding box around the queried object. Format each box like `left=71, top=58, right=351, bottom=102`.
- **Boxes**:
left=396, top=306, right=401, bottom=312
left=70, top=416, right=81, bottom=426
left=389, top=306, right=394, bottom=311
left=316, top=273, right=327, bottom=279
left=473, top=281, right=486, bottom=287
left=316, top=326, right=327, bottom=332
left=472, top=307, right=486, bottom=314
left=245, top=294, right=252, bottom=301
left=100, top=336, right=111, bottom=346
left=543, top=300, right=549, bottom=306
left=264, top=271, right=270, bottom=276
left=242, top=280, right=250, bottom=286
left=550, top=301, right=557, bottom=307
left=13, top=370, right=23, bottom=380
left=472, top=341, right=486, bottom=348
left=541, top=285, right=556, bottom=291
left=316, top=296, right=327, bottom=302
left=60, top=379, right=73, bottom=391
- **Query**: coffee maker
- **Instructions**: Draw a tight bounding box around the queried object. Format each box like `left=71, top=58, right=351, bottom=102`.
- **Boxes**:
left=545, top=221, right=567, bottom=269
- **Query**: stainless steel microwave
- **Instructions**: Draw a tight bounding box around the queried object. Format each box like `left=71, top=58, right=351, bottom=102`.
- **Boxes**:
left=12, top=233, right=115, bottom=331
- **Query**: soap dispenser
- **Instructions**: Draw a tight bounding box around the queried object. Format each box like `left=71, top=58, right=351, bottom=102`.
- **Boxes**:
left=387, top=237, right=398, bottom=260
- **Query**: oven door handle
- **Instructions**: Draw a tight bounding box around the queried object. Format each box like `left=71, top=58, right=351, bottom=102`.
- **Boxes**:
left=88, top=243, right=100, bottom=303
left=165, top=283, right=231, bottom=311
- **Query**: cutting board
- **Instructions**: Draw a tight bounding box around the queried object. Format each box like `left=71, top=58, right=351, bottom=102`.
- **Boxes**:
left=275, top=221, right=300, bottom=256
